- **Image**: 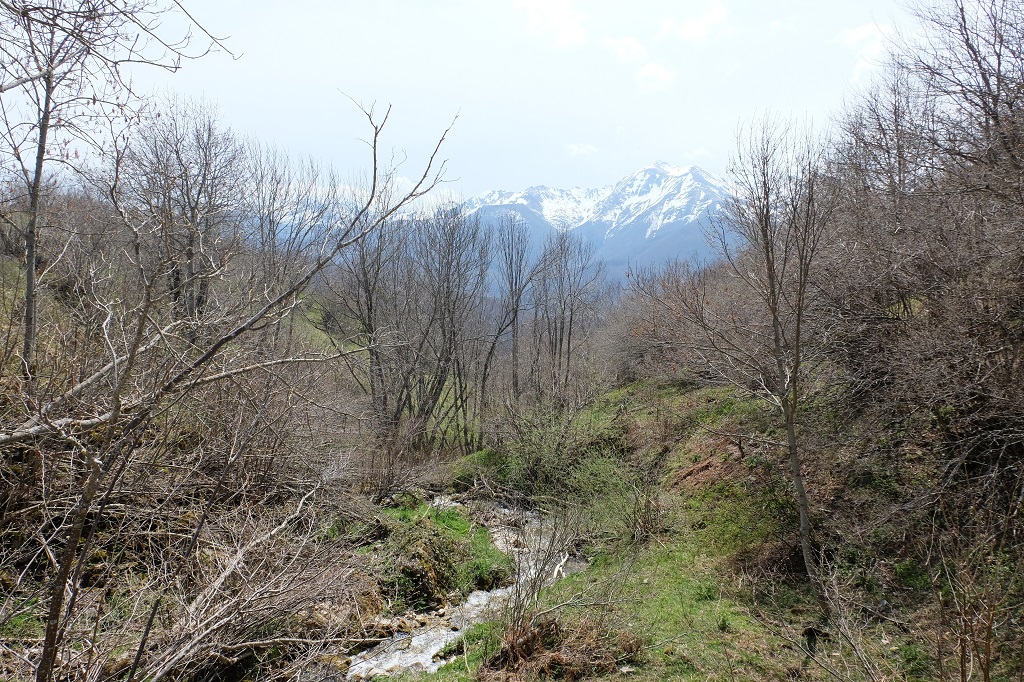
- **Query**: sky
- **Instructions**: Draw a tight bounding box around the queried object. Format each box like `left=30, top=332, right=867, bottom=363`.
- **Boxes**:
left=133, top=0, right=911, bottom=198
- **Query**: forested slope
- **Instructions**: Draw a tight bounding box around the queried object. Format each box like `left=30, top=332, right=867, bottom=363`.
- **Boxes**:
left=2, top=1, right=1023, bottom=681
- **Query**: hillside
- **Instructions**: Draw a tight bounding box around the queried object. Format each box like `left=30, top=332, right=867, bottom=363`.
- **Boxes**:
left=3, top=1, right=1024, bottom=681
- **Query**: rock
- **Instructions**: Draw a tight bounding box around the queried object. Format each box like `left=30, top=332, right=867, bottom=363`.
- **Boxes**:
left=429, top=495, right=465, bottom=511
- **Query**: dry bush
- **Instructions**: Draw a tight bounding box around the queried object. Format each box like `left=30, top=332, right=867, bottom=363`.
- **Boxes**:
left=0, top=95, right=448, bottom=681
left=480, top=614, right=642, bottom=682
left=478, top=505, right=642, bottom=682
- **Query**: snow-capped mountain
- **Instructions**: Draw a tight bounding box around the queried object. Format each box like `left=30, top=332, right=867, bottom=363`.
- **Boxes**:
left=464, top=186, right=607, bottom=231
left=464, top=162, right=728, bottom=279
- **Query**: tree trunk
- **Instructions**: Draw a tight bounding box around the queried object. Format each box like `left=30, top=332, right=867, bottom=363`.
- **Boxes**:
left=784, top=397, right=815, bottom=581
left=22, top=73, right=53, bottom=391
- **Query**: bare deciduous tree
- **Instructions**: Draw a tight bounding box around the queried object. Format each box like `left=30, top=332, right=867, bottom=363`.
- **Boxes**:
left=899, top=0, right=1024, bottom=204
left=0, top=0, right=220, bottom=389
left=526, top=230, right=604, bottom=407
left=0, top=98, right=449, bottom=681
left=633, top=117, right=839, bottom=585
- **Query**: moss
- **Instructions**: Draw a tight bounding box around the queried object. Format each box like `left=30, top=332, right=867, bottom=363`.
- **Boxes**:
left=449, top=449, right=500, bottom=489
left=894, top=559, right=931, bottom=591
left=378, top=503, right=511, bottom=610
left=682, top=483, right=788, bottom=557
left=382, top=524, right=465, bottom=611
left=466, top=526, right=512, bottom=590
left=435, top=621, right=502, bottom=661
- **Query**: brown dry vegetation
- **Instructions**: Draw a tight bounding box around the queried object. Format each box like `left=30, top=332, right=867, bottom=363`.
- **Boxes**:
left=3, top=1, right=1024, bottom=682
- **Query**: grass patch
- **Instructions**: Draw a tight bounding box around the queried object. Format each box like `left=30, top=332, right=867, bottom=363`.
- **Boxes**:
left=681, top=482, right=790, bottom=556
left=894, top=559, right=930, bottom=591
left=0, top=609, right=45, bottom=639
left=466, top=526, right=511, bottom=590
left=421, top=621, right=504, bottom=681
left=534, top=525, right=798, bottom=681
left=384, top=502, right=472, bottom=538
left=378, top=500, right=512, bottom=611
left=450, top=449, right=500, bottom=490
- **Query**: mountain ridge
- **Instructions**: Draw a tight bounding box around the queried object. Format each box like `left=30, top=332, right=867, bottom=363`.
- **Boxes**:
left=463, top=162, right=728, bottom=278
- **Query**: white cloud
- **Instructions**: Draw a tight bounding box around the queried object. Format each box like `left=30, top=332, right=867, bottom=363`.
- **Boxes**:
left=659, top=1, right=727, bottom=43
left=565, top=143, right=599, bottom=157
left=515, top=0, right=587, bottom=47
left=636, top=62, right=675, bottom=92
left=602, top=36, right=647, bottom=64
left=838, top=23, right=891, bottom=82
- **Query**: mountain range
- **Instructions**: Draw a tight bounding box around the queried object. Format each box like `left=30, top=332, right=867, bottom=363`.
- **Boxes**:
left=463, top=162, right=729, bottom=279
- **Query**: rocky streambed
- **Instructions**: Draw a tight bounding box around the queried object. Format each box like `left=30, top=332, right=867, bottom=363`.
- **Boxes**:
left=343, top=499, right=585, bottom=680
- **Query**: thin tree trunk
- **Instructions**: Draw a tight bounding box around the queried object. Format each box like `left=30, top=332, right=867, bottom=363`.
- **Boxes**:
left=784, top=397, right=815, bottom=581
left=22, top=73, right=53, bottom=391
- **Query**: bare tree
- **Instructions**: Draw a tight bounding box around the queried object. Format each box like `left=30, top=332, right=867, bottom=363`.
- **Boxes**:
left=898, top=0, right=1024, bottom=204
left=323, top=204, right=495, bottom=466
left=721, top=118, right=840, bottom=583
left=0, top=99, right=449, bottom=681
left=0, top=1, right=220, bottom=95
left=525, top=230, right=604, bottom=407
left=829, top=0, right=1024, bottom=522
left=634, top=117, right=839, bottom=584
left=0, top=0, right=219, bottom=389
left=470, top=212, right=539, bottom=443
left=120, top=96, right=244, bottom=331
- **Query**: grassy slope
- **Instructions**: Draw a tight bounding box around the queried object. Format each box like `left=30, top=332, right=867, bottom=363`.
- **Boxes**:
left=416, top=382, right=812, bottom=681
left=418, top=379, right=977, bottom=681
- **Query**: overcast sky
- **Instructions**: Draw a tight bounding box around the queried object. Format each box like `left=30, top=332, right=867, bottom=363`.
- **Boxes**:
left=135, top=1, right=911, bottom=197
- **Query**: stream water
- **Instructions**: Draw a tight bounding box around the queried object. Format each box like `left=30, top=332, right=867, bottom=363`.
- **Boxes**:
left=343, top=499, right=585, bottom=680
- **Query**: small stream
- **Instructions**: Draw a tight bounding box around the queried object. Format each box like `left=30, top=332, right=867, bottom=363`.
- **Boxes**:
left=344, top=499, right=585, bottom=680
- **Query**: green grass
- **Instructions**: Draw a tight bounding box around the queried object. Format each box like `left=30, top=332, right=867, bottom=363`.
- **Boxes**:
left=564, top=381, right=800, bottom=679
left=589, top=381, right=763, bottom=428
left=413, top=379, right=813, bottom=681
left=1, top=604, right=44, bottom=639
left=894, top=559, right=931, bottom=591
left=449, top=448, right=500, bottom=489
left=299, top=295, right=361, bottom=350
left=465, top=526, right=511, bottom=590
left=689, top=387, right=765, bottom=428
left=415, top=622, right=503, bottom=682
left=379, top=500, right=512, bottom=608
left=383, top=501, right=472, bottom=537
left=572, top=483, right=798, bottom=681
left=413, top=472, right=803, bottom=681
left=595, top=543, right=779, bottom=680
left=681, top=482, right=792, bottom=555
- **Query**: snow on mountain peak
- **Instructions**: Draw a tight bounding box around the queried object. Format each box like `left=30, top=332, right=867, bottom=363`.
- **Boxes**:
left=463, top=163, right=729, bottom=277
left=644, top=160, right=690, bottom=175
